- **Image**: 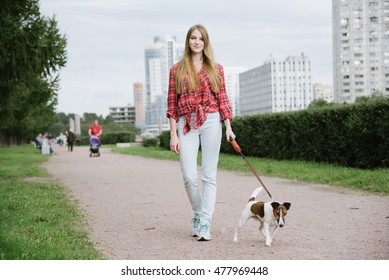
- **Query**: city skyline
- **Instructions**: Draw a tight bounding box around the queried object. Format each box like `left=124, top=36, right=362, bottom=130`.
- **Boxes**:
left=39, top=0, right=332, bottom=117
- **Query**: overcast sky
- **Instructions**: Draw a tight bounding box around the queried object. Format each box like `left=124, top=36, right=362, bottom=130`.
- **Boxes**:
left=39, top=0, right=333, bottom=117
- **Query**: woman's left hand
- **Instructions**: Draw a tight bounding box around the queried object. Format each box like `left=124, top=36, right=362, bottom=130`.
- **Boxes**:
left=223, top=119, right=235, bottom=142
left=226, top=129, right=236, bottom=142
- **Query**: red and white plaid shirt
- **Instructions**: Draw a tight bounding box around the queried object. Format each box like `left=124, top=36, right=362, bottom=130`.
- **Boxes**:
left=166, top=63, right=233, bottom=134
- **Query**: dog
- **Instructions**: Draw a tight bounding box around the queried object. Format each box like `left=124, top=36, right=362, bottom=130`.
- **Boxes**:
left=233, top=187, right=291, bottom=246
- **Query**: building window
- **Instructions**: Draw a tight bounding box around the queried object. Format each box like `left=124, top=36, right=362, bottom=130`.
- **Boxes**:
left=341, top=18, right=349, bottom=25
left=370, top=17, right=378, bottom=23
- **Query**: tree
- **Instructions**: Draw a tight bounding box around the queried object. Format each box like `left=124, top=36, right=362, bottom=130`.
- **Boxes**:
left=0, top=0, right=67, bottom=144
left=308, top=99, right=332, bottom=109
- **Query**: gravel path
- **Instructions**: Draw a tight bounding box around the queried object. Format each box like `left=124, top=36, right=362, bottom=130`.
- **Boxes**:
left=44, top=144, right=389, bottom=260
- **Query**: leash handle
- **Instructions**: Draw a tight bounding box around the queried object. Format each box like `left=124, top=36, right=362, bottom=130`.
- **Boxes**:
left=229, top=136, right=241, bottom=153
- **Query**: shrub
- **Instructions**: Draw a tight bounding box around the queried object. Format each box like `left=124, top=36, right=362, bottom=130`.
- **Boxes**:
left=80, top=132, right=136, bottom=145
left=221, top=97, right=389, bottom=169
left=158, top=131, right=171, bottom=150
left=142, top=137, right=159, bottom=147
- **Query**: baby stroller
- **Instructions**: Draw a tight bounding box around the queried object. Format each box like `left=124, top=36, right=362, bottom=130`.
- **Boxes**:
left=89, top=135, right=100, bottom=157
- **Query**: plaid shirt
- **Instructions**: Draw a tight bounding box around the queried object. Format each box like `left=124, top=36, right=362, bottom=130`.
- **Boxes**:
left=166, top=63, right=233, bottom=134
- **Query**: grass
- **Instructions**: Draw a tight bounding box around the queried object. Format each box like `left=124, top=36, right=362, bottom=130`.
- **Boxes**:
left=112, top=146, right=389, bottom=194
left=0, top=145, right=102, bottom=260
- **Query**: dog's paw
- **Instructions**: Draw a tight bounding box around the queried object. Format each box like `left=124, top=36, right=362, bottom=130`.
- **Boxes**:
left=233, top=238, right=239, bottom=243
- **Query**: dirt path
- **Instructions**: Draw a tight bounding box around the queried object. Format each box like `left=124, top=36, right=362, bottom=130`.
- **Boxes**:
left=44, top=144, right=389, bottom=260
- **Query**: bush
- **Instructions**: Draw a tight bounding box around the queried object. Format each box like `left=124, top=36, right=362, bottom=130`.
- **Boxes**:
left=101, top=132, right=136, bottom=144
left=80, top=132, right=136, bottom=145
left=142, top=137, right=159, bottom=147
left=158, top=131, right=171, bottom=150
left=221, top=97, right=389, bottom=169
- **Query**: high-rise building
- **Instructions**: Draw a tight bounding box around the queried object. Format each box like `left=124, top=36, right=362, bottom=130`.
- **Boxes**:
left=133, top=82, right=145, bottom=129
left=224, top=66, right=247, bottom=116
left=332, top=0, right=389, bottom=103
left=144, top=35, right=184, bottom=129
left=239, top=54, right=312, bottom=116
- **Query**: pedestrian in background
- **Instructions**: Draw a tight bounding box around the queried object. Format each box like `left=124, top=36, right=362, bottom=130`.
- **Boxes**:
left=35, top=133, right=43, bottom=150
left=88, top=120, right=102, bottom=139
left=66, top=129, right=75, bottom=152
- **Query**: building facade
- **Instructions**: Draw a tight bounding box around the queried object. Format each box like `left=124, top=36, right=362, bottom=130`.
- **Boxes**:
left=224, top=66, right=247, bottom=116
left=332, top=0, right=389, bottom=103
left=133, top=82, right=145, bottom=129
left=144, top=35, right=184, bottom=128
left=239, top=54, right=312, bottom=115
left=313, top=83, right=334, bottom=102
left=109, top=105, right=136, bottom=124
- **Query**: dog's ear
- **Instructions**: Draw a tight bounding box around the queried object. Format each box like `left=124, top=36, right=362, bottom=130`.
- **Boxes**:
left=283, top=202, right=291, bottom=210
left=271, top=202, right=280, bottom=209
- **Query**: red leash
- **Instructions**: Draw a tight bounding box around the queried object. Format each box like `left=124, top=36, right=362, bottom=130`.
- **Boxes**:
left=229, top=137, right=273, bottom=200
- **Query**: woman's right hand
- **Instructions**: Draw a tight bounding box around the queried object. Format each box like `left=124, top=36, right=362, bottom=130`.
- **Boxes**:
left=170, top=134, right=180, bottom=155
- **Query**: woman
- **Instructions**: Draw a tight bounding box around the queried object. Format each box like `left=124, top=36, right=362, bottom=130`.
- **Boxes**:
left=166, top=24, right=235, bottom=241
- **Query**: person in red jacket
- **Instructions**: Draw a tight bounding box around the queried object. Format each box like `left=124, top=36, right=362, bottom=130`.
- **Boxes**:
left=88, top=120, right=102, bottom=139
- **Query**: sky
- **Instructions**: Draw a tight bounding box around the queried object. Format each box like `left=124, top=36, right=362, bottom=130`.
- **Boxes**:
left=39, top=0, right=333, bottom=117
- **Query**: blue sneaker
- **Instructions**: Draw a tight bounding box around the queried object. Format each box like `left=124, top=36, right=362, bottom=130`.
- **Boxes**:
left=197, top=224, right=211, bottom=241
left=191, top=215, right=200, bottom=237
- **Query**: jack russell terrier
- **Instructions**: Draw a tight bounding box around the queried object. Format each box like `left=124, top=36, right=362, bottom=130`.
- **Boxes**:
left=233, top=187, right=291, bottom=246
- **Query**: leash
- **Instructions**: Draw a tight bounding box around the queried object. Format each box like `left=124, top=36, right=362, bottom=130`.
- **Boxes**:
left=229, top=137, right=273, bottom=200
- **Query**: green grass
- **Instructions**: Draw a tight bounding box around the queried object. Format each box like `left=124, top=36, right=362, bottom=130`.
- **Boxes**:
left=0, top=145, right=102, bottom=260
left=112, top=146, right=389, bottom=194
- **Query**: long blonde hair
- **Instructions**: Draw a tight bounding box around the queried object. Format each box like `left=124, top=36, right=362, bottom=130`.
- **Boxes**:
left=175, top=24, right=221, bottom=94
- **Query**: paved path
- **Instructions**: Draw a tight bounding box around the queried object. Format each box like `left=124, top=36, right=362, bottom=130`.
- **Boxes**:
left=44, top=144, right=389, bottom=260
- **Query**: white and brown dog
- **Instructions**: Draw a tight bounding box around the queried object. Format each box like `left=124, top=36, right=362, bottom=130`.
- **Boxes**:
left=233, top=187, right=291, bottom=246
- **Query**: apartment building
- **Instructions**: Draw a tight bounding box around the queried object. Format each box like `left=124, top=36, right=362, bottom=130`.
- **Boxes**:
left=239, top=54, right=312, bottom=115
left=313, top=83, right=334, bottom=102
left=332, top=0, right=389, bottom=103
left=109, top=105, right=136, bottom=124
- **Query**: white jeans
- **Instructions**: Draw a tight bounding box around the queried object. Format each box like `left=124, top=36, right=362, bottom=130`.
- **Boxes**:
left=178, top=112, right=222, bottom=227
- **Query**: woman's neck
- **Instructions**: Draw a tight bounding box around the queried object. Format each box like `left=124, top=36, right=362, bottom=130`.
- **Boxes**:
left=191, top=53, right=203, bottom=64
left=192, top=54, right=203, bottom=72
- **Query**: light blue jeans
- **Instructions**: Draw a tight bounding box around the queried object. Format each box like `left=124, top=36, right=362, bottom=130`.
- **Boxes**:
left=178, top=112, right=222, bottom=227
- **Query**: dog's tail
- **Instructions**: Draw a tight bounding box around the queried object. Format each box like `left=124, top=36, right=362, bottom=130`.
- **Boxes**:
left=248, top=187, right=263, bottom=202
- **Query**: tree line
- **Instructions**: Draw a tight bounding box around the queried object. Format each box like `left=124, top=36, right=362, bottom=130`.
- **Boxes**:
left=0, top=0, right=66, bottom=146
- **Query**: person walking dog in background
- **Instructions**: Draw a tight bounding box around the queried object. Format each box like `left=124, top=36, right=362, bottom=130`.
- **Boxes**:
left=166, top=24, right=235, bottom=241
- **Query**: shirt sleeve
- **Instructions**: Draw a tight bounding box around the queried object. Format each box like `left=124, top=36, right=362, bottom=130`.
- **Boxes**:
left=215, top=64, right=234, bottom=122
left=166, top=65, right=179, bottom=122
